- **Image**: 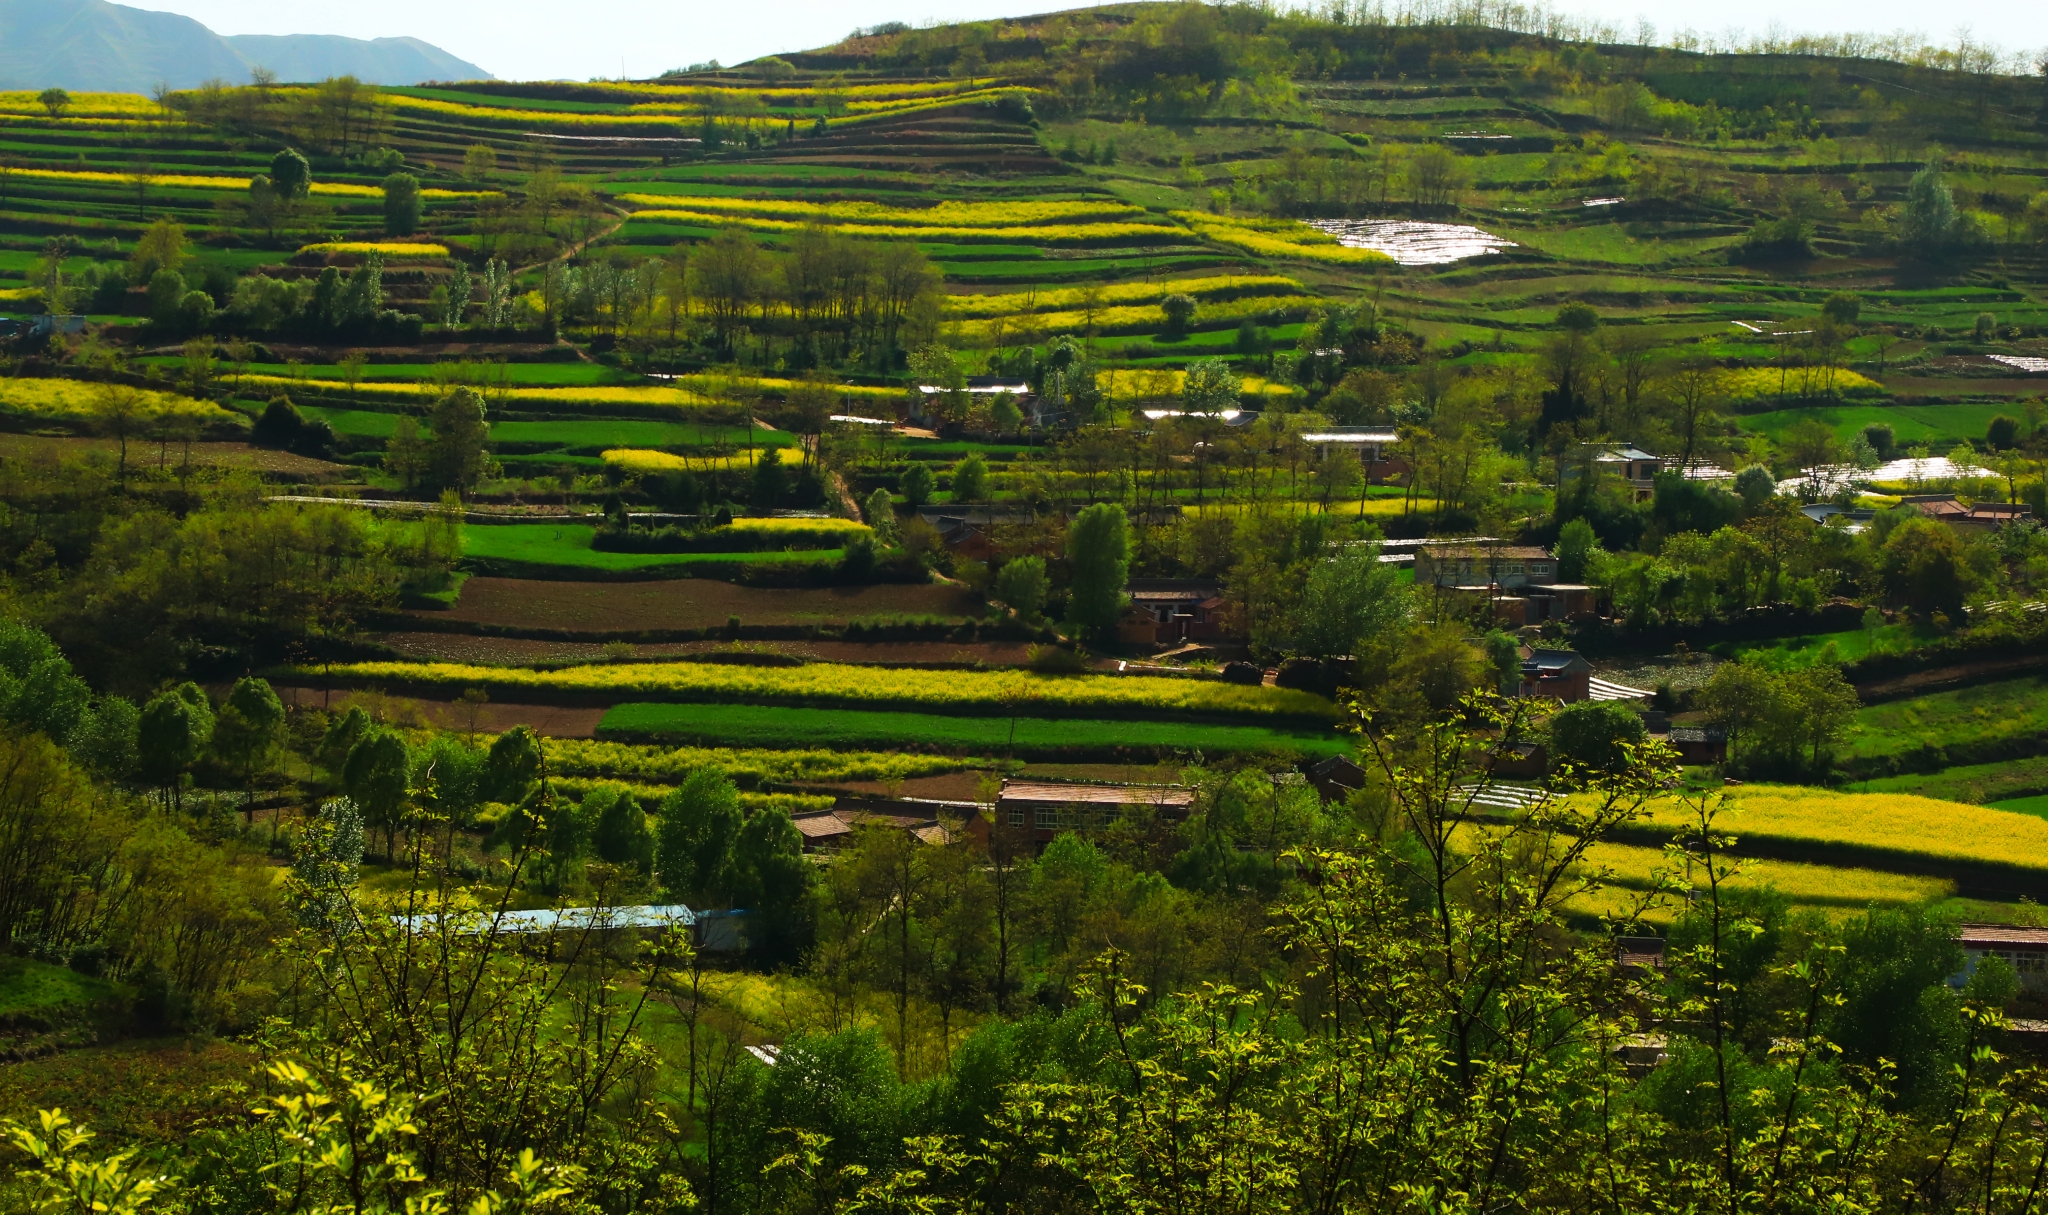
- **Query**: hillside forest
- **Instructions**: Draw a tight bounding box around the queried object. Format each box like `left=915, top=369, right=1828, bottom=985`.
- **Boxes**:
left=6, top=3, right=2048, bottom=1213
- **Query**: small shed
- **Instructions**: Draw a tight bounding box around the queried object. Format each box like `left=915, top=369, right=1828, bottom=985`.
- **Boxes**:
left=1305, top=754, right=1367, bottom=804
left=1517, top=647, right=1594, bottom=703
left=1666, top=725, right=1727, bottom=764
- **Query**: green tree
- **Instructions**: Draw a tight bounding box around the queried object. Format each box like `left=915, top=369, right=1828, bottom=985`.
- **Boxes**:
left=899, top=462, right=935, bottom=509
left=592, top=787, right=654, bottom=873
left=343, top=730, right=412, bottom=862
left=729, top=808, right=813, bottom=964
left=128, top=218, right=186, bottom=282
left=0, top=618, right=92, bottom=743
left=1160, top=292, right=1197, bottom=338
left=213, top=676, right=284, bottom=821
left=1181, top=358, right=1241, bottom=414
left=1555, top=517, right=1598, bottom=582
left=994, top=555, right=1049, bottom=623
left=1988, top=414, right=2021, bottom=449
left=1548, top=700, right=1647, bottom=774
left=270, top=146, right=311, bottom=200
left=1065, top=502, right=1130, bottom=643
left=1902, top=156, right=1959, bottom=251
left=37, top=87, right=70, bottom=119
left=862, top=487, right=898, bottom=544
left=1292, top=545, right=1410, bottom=662
left=1821, top=292, right=1862, bottom=325
left=481, top=724, right=541, bottom=804
left=137, top=683, right=213, bottom=810
left=427, top=387, right=495, bottom=496
left=1881, top=516, right=1973, bottom=617
left=950, top=453, right=989, bottom=503
left=751, top=445, right=786, bottom=507
left=382, top=172, right=422, bottom=236
left=1733, top=464, right=1777, bottom=511
left=657, top=767, right=742, bottom=905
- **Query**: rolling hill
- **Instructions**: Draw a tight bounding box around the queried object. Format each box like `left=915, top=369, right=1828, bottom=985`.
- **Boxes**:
left=0, top=0, right=488, bottom=91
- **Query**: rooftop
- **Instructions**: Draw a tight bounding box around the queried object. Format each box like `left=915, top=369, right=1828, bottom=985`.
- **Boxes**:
left=1957, top=924, right=2048, bottom=948
left=998, top=780, right=1196, bottom=808
left=1301, top=429, right=1400, bottom=443
left=1423, top=544, right=1553, bottom=561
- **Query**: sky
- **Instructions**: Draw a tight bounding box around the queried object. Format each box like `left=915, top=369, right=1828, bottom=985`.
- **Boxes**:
left=127, top=0, right=2048, bottom=82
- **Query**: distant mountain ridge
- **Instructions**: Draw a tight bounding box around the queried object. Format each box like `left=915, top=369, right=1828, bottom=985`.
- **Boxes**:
left=0, top=0, right=490, bottom=93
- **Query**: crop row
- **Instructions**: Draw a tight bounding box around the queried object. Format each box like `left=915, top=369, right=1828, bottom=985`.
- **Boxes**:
left=1631, top=785, right=2048, bottom=875
left=294, top=659, right=1342, bottom=720
left=957, top=294, right=1314, bottom=343
left=621, top=194, right=1147, bottom=228
left=598, top=701, right=1348, bottom=757
left=0, top=378, right=238, bottom=424
left=238, top=374, right=901, bottom=412
left=943, top=275, right=1306, bottom=319
left=631, top=208, right=1184, bottom=247
left=527, top=79, right=1008, bottom=106
left=0, top=91, right=157, bottom=117
left=1174, top=212, right=1394, bottom=265
left=377, top=86, right=1019, bottom=129
left=601, top=448, right=764, bottom=473
left=298, top=242, right=451, bottom=258
left=541, top=737, right=977, bottom=787
left=1716, top=366, right=1882, bottom=400
left=5, top=167, right=495, bottom=200
left=1580, top=838, right=1954, bottom=906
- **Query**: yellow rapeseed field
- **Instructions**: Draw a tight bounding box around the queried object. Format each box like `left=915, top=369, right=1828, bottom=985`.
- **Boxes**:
left=298, top=242, right=451, bottom=258
left=623, top=194, right=1146, bottom=227
left=954, top=295, right=1312, bottom=343
left=1174, top=211, right=1396, bottom=265
left=944, top=275, right=1306, bottom=318
left=4, top=166, right=494, bottom=200
left=1094, top=368, right=1297, bottom=400
left=601, top=448, right=762, bottom=472
left=0, top=91, right=156, bottom=117
left=0, top=378, right=238, bottom=423
left=543, top=737, right=973, bottom=786
left=301, top=659, right=1342, bottom=719
left=1716, top=366, right=1881, bottom=399
left=729, top=517, right=869, bottom=534
left=631, top=207, right=1181, bottom=246
left=1580, top=838, right=1955, bottom=906
left=1631, top=785, right=2048, bottom=874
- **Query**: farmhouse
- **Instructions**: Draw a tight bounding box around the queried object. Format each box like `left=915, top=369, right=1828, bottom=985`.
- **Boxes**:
left=794, top=799, right=969, bottom=854
left=1300, top=426, right=1407, bottom=484
left=1953, top=924, right=2048, bottom=993
left=1415, top=543, right=1559, bottom=590
left=1120, top=578, right=1230, bottom=644
left=1305, top=754, right=1368, bottom=804
left=1901, top=495, right=2036, bottom=533
left=1595, top=445, right=1662, bottom=500
left=973, top=779, right=1196, bottom=850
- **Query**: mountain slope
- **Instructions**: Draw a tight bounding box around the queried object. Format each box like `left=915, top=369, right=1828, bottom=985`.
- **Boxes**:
left=0, top=0, right=489, bottom=92
left=220, top=34, right=487, bottom=87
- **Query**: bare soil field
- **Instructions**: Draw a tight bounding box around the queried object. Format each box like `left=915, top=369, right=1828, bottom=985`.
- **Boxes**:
left=274, top=686, right=605, bottom=738
left=375, top=631, right=1040, bottom=667
left=415, top=577, right=985, bottom=633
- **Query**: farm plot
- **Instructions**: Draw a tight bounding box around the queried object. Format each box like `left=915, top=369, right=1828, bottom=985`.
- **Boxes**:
left=598, top=702, right=1347, bottom=758
left=292, top=658, right=1342, bottom=721
left=1842, top=675, right=2048, bottom=774
left=461, top=525, right=844, bottom=573
left=423, top=577, right=984, bottom=632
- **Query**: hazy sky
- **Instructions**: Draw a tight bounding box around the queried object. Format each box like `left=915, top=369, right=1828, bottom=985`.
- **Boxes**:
left=128, top=0, right=2048, bottom=82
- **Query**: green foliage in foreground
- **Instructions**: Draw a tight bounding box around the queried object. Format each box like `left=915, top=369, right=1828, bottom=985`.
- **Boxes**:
left=597, top=701, right=1348, bottom=758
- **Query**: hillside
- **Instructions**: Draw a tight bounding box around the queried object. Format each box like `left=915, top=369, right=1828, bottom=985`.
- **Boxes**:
left=0, top=0, right=488, bottom=91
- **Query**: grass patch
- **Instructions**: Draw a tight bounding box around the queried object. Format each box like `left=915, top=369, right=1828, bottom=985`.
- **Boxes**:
left=1857, top=756, right=2048, bottom=805
left=1737, top=402, right=2015, bottom=447
left=597, top=701, right=1347, bottom=757
left=0, top=956, right=121, bottom=1020
left=462, top=524, right=841, bottom=571
left=1844, top=675, right=2048, bottom=767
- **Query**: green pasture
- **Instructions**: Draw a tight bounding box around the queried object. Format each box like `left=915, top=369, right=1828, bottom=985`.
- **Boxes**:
left=1735, top=403, right=2016, bottom=446
left=1708, top=623, right=1938, bottom=668
left=462, top=524, right=842, bottom=571
left=299, top=408, right=793, bottom=450
left=196, top=361, right=627, bottom=386
left=1844, top=675, right=2048, bottom=766
left=597, top=701, right=1348, bottom=758
left=1859, top=756, right=2048, bottom=806
left=1989, top=794, right=2048, bottom=820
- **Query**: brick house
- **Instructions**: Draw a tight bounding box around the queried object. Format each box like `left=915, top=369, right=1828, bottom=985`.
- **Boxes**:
left=1517, top=647, right=1594, bottom=702
left=970, top=779, right=1196, bottom=851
